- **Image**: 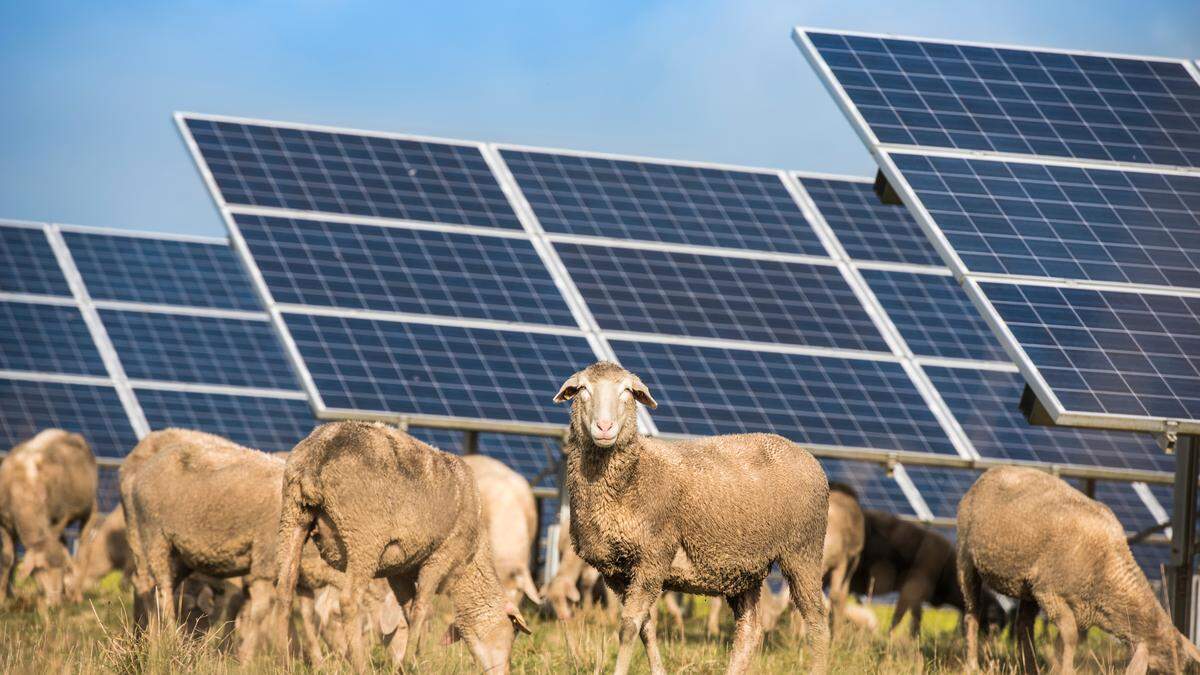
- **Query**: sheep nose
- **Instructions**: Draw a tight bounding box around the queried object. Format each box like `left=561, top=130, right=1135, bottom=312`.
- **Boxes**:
left=595, top=419, right=614, bottom=434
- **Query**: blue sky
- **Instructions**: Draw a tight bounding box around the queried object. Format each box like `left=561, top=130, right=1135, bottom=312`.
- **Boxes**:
left=2, top=1, right=1198, bottom=236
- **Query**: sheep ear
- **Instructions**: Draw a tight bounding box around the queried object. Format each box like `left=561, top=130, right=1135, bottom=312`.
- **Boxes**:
left=566, top=585, right=581, bottom=603
left=506, top=602, right=532, bottom=635
left=630, top=376, right=657, bottom=409
left=553, top=373, right=583, bottom=403
left=1125, top=642, right=1149, bottom=675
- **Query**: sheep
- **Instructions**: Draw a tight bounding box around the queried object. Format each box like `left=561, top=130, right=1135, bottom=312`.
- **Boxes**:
left=850, top=508, right=1006, bottom=638
left=0, top=429, right=99, bottom=607
left=72, top=505, right=134, bottom=597
left=461, top=454, right=542, bottom=606
left=543, top=512, right=618, bottom=621
left=554, top=361, right=830, bottom=675
left=274, top=421, right=532, bottom=673
left=121, top=428, right=341, bottom=661
left=958, top=466, right=1200, bottom=674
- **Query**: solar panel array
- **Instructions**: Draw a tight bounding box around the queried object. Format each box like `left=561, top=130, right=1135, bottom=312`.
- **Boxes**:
left=796, top=28, right=1200, bottom=441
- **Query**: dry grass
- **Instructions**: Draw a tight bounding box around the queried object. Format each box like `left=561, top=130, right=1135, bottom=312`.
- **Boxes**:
left=0, top=574, right=1133, bottom=673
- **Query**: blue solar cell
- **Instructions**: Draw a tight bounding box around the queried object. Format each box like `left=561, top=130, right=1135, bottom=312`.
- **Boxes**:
left=1089, top=481, right=1158, bottom=533
left=101, top=310, right=296, bottom=390
left=902, top=465, right=979, bottom=519
left=804, top=31, right=1200, bottom=167
left=822, top=459, right=915, bottom=515
left=0, top=378, right=138, bottom=459
left=981, top=282, right=1200, bottom=422
left=557, top=243, right=888, bottom=351
left=97, top=465, right=120, bottom=512
left=1131, top=543, right=1170, bottom=580
left=924, top=365, right=1167, bottom=472
left=502, top=149, right=827, bottom=255
left=0, top=302, right=106, bottom=376
left=0, top=225, right=70, bottom=297
left=799, top=177, right=943, bottom=266
left=136, top=388, right=317, bottom=453
left=891, top=153, right=1200, bottom=288
left=610, top=340, right=958, bottom=455
left=63, top=231, right=260, bottom=310
left=283, top=312, right=595, bottom=423
left=409, top=427, right=558, bottom=487
left=184, top=118, right=521, bottom=229
left=862, top=269, right=1008, bottom=361
left=234, top=214, right=575, bottom=326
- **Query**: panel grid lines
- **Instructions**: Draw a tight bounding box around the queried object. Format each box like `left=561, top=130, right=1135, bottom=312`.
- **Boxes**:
left=1, top=225, right=71, bottom=297
left=0, top=378, right=139, bottom=459
left=800, top=176, right=945, bottom=266
left=0, top=301, right=108, bottom=376
left=136, top=388, right=317, bottom=453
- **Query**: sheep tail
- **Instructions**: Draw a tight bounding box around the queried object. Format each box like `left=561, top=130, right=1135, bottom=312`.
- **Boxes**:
left=274, top=482, right=314, bottom=658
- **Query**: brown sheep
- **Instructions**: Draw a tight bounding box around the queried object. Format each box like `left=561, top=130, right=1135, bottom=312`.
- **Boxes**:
left=543, top=512, right=619, bottom=621
left=461, top=454, right=542, bottom=606
left=121, top=429, right=340, bottom=661
left=958, top=466, right=1200, bottom=674
left=0, top=429, right=99, bottom=607
left=72, top=504, right=134, bottom=597
left=274, top=421, right=531, bottom=672
left=554, top=362, right=830, bottom=675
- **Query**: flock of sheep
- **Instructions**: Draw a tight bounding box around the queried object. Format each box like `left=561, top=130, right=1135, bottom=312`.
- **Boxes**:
left=2, top=360, right=1198, bottom=673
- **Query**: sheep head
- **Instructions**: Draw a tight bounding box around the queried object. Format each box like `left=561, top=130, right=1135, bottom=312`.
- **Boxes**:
left=554, top=362, right=656, bottom=449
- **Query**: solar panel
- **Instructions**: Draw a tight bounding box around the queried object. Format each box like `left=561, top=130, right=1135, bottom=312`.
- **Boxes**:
left=183, top=117, right=521, bottom=228
left=63, top=229, right=260, bottom=311
left=0, top=223, right=71, bottom=297
left=283, top=312, right=594, bottom=424
left=902, top=465, right=979, bottom=519
left=408, top=428, right=559, bottom=488
left=502, top=148, right=827, bottom=255
left=797, top=29, right=1200, bottom=168
left=610, top=339, right=958, bottom=455
left=923, top=364, right=1166, bottom=471
left=0, top=378, right=139, bottom=460
left=823, top=458, right=917, bottom=515
left=798, top=176, right=943, bottom=266
left=861, top=268, right=1008, bottom=362
left=554, top=242, right=888, bottom=350
left=136, top=388, right=315, bottom=453
left=888, top=153, right=1200, bottom=289
left=233, top=213, right=576, bottom=326
left=0, top=301, right=108, bottom=376
left=100, top=310, right=298, bottom=390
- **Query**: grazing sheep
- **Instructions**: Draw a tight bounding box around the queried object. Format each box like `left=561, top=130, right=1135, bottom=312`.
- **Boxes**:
left=554, top=362, right=830, bottom=675
left=312, top=579, right=408, bottom=665
left=72, top=505, right=134, bottom=597
left=958, top=467, right=1200, bottom=674
left=850, top=509, right=1006, bottom=637
left=0, top=429, right=99, bottom=607
left=461, top=454, right=542, bottom=606
left=122, top=429, right=340, bottom=661
left=274, top=421, right=531, bottom=673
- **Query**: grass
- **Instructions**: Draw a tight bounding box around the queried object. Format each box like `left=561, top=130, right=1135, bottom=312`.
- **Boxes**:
left=0, top=575, right=1134, bottom=673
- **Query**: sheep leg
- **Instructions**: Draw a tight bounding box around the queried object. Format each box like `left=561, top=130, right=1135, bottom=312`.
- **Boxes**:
left=1036, top=592, right=1076, bottom=675
left=957, top=554, right=982, bottom=672
left=612, top=575, right=666, bottom=675
left=726, top=587, right=765, bottom=675
left=145, top=536, right=177, bottom=626
left=640, top=597, right=667, bottom=675
left=0, top=527, right=13, bottom=602
left=662, top=592, right=685, bottom=637
left=780, top=551, right=829, bottom=675
left=339, top=569, right=371, bottom=672
left=892, top=576, right=930, bottom=638
left=68, top=505, right=100, bottom=602
left=707, top=596, right=723, bottom=638
left=237, top=579, right=275, bottom=662
left=827, top=559, right=850, bottom=635
left=296, top=592, right=325, bottom=666
left=407, top=560, right=451, bottom=659
left=1014, top=597, right=1038, bottom=674
left=385, top=576, right=415, bottom=665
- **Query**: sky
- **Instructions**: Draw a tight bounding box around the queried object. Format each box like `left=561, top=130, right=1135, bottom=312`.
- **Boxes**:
left=2, top=0, right=1198, bottom=237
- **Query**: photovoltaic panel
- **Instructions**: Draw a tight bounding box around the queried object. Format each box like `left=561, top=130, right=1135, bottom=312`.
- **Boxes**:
left=184, top=117, right=522, bottom=229
left=924, top=364, right=1167, bottom=471
left=283, top=312, right=594, bottom=424
left=890, top=153, right=1200, bottom=289
left=902, top=465, right=978, bottom=519
left=100, top=310, right=297, bottom=390
left=0, top=224, right=70, bottom=297
left=981, top=282, right=1200, bottom=423
left=822, top=459, right=916, bottom=515
left=502, top=148, right=827, bottom=255
left=798, top=29, right=1200, bottom=168
left=555, top=242, right=888, bottom=350
left=234, top=213, right=576, bottom=326
left=861, top=269, right=1008, bottom=362
left=63, top=230, right=260, bottom=310
left=610, top=340, right=958, bottom=455
left=409, top=427, right=558, bottom=488
left=97, top=466, right=120, bottom=512
left=798, top=176, right=943, bottom=266
left=136, top=388, right=316, bottom=453
left=0, top=301, right=107, bottom=376
left=0, top=378, right=139, bottom=459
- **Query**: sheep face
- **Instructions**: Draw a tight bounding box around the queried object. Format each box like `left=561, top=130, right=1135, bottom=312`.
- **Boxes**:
left=444, top=601, right=531, bottom=673
left=16, top=542, right=69, bottom=606
left=1144, top=631, right=1200, bottom=673
left=554, top=362, right=656, bottom=448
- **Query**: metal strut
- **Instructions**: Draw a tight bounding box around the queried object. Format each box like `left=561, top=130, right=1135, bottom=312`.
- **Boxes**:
left=1168, top=433, right=1199, bottom=637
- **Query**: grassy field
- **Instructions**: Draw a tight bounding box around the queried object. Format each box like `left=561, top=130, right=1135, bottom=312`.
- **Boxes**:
left=0, top=574, right=1133, bottom=673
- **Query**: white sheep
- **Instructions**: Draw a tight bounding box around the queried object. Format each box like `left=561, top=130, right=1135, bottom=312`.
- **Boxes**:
left=462, top=454, right=542, bottom=606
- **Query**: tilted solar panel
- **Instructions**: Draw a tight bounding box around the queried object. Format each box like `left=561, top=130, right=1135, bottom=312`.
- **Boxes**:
left=797, top=29, right=1200, bottom=168
left=0, top=223, right=71, bottom=297
left=823, top=459, right=917, bottom=516
left=234, top=213, right=576, bottom=326
left=0, top=301, right=108, bottom=376
left=901, top=465, right=979, bottom=519
left=0, top=378, right=139, bottom=460
left=136, top=388, right=315, bottom=453
left=798, top=176, right=943, bottom=267
left=554, top=242, right=888, bottom=350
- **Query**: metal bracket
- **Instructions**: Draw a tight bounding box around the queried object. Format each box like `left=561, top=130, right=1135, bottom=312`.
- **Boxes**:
left=1159, top=421, right=1180, bottom=454
left=884, top=453, right=898, bottom=477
